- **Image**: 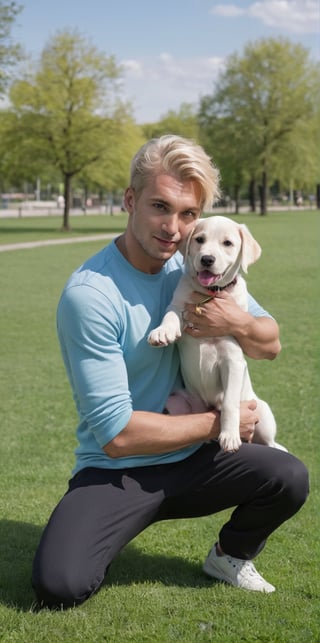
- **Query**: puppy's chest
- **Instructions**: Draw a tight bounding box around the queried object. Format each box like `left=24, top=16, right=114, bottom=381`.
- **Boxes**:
left=178, top=335, right=243, bottom=402
left=180, top=334, right=240, bottom=366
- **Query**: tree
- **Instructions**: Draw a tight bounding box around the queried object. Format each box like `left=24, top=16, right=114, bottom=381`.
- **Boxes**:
left=0, top=109, right=42, bottom=190
left=272, top=94, right=320, bottom=204
left=9, top=29, right=138, bottom=229
left=142, top=103, right=199, bottom=141
left=0, top=108, right=63, bottom=197
left=198, top=102, right=250, bottom=213
left=0, top=1, right=22, bottom=96
left=199, top=38, right=319, bottom=214
left=77, top=105, right=145, bottom=209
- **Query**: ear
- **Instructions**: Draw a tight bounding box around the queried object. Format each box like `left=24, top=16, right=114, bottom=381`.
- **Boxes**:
left=239, top=224, right=261, bottom=273
left=179, top=224, right=197, bottom=258
left=123, top=187, right=134, bottom=214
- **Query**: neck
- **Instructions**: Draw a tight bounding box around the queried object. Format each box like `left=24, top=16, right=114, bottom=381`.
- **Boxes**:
left=116, top=233, right=165, bottom=274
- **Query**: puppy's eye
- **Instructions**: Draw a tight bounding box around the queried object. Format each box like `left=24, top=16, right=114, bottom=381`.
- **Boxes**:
left=223, top=239, right=233, bottom=247
left=194, top=235, right=205, bottom=244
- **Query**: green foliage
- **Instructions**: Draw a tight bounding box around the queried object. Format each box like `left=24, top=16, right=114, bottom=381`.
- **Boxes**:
left=0, top=0, right=22, bottom=95
left=0, top=109, right=61, bottom=189
left=2, top=32, right=319, bottom=221
left=142, top=103, right=199, bottom=141
left=0, top=210, right=319, bottom=641
left=7, top=29, right=144, bottom=228
left=10, top=30, right=123, bottom=177
left=199, top=38, right=319, bottom=211
left=272, top=99, right=320, bottom=189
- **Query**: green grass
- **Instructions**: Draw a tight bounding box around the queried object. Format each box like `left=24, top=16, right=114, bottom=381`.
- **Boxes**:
left=0, top=210, right=319, bottom=641
left=0, top=212, right=129, bottom=244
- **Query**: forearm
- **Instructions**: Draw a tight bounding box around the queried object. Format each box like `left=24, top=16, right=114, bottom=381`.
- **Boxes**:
left=232, top=311, right=281, bottom=360
left=103, top=409, right=220, bottom=458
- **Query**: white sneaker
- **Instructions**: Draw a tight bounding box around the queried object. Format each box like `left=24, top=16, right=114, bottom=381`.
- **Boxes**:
left=203, top=543, right=275, bottom=593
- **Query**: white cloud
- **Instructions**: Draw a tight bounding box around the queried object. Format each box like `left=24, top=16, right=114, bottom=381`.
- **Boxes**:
left=120, top=54, right=224, bottom=123
left=250, top=0, right=319, bottom=33
left=210, top=0, right=320, bottom=33
left=122, top=59, right=144, bottom=78
left=120, top=0, right=318, bottom=123
left=159, top=53, right=173, bottom=64
left=211, top=4, right=245, bottom=17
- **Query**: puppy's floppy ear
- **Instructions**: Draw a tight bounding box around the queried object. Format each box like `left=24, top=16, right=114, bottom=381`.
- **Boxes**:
left=179, top=223, right=198, bottom=258
left=239, top=224, right=261, bottom=273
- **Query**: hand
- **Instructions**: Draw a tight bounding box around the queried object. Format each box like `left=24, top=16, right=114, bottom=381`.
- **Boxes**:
left=182, top=290, right=281, bottom=360
left=239, top=399, right=259, bottom=443
left=183, top=290, right=245, bottom=338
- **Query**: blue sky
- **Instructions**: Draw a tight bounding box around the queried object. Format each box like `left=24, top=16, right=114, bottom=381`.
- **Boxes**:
left=12, top=0, right=319, bottom=123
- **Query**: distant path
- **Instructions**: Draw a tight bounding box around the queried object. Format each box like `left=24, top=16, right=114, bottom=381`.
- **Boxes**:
left=0, top=233, right=117, bottom=253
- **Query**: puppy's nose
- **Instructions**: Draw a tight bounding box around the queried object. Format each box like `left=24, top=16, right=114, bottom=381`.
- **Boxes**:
left=200, top=255, right=215, bottom=267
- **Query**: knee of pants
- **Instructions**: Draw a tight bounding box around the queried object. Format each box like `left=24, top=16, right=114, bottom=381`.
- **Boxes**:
left=279, top=455, right=309, bottom=515
left=32, top=557, right=104, bottom=610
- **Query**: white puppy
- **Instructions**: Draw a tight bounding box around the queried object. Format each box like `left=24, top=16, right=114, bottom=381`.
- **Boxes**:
left=148, top=215, right=286, bottom=453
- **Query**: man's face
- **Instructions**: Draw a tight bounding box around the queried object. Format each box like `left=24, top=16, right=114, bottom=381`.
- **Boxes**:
left=123, top=173, right=202, bottom=273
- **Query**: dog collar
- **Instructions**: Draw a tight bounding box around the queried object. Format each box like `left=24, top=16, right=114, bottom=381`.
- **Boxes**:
left=207, top=276, right=238, bottom=292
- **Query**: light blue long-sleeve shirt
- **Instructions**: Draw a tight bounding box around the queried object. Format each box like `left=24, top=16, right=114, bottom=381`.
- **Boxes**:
left=57, top=239, right=271, bottom=474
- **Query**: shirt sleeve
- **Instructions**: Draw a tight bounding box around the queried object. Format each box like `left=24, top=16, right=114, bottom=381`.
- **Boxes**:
left=56, top=284, right=132, bottom=447
left=247, top=293, right=274, bottom=319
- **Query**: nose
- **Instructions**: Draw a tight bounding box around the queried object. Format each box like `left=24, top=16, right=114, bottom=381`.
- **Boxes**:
left=201, top=255, right=215, bottom=267
left=162, top=215, right=179, bottom=237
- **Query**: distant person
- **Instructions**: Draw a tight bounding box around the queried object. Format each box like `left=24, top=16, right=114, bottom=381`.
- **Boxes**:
left=32, top=135, right=309, bottom=609
left=57, top=195, right=64, bottom=209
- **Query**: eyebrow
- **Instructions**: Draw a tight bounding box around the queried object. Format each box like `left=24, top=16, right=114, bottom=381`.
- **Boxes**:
left=151, top=197, right=200, bottom=213
left=152, top=197, right=170, bottom=206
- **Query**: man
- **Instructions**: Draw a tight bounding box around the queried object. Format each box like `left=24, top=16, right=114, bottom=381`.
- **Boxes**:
left=32, top=135, right=308, bottom=608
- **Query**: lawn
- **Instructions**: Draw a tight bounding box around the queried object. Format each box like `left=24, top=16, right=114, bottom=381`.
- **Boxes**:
left=0, top=210, right=319, bottom=641
left=0, top=212, right=129, bottom=245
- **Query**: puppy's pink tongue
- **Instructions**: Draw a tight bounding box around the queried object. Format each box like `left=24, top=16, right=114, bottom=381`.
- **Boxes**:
left=197, top=270, right=221, bottom=287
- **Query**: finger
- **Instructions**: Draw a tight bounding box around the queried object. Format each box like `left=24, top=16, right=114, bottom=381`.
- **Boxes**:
left=184, top=324, right=201, bottom=335
left=212, top=290, right=229, bottom=299
left=185, top=294, right=213, bottom=308
left=184, top=302, right=196, bottom=312
left=188, top=292, right=212, bottom=303
left=184, top=308, right=204, bottom=325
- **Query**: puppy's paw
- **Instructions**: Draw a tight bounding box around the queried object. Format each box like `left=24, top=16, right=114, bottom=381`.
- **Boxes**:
left=219, top=430, right=242, bottom=453
left=148, top=326, right=181, bottom=346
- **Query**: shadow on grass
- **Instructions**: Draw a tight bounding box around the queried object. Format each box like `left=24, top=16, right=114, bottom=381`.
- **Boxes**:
left=107, top=542, right=209, bottom=589
left=0, top=519, right=42, bottom=611
left=0, top=520, right=210, bottom=611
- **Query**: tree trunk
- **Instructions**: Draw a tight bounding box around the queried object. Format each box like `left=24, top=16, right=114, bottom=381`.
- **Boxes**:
left=259, top=171, right=267, bottom=215
left=316, top=183, right=320, bottom=209
left=62, top=174, right=72, bottom=230
left=249, top=178, right=256, bottom=212
left=83, top=184, right=89, bottom=213
left=234, top=184, right=240, bottom=213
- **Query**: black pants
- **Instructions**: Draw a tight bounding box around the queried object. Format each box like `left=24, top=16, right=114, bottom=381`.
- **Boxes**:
left=32, top=442, right=309, bottom=608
